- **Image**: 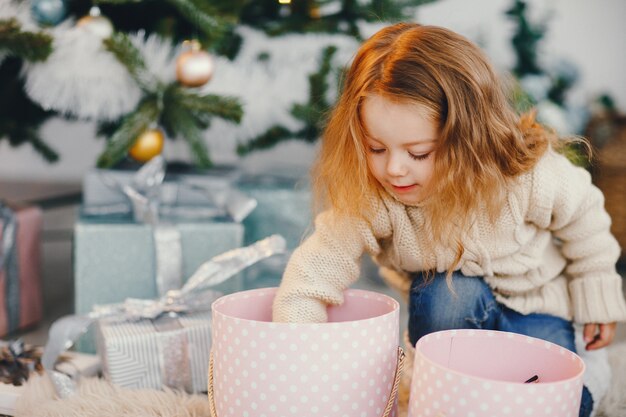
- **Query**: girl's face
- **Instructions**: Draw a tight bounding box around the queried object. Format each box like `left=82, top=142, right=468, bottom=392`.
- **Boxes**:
left=361, top=94, right=438, bottom=205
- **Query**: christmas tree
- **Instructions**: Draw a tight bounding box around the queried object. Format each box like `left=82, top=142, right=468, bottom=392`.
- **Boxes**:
left=0, top=0, right=434, bottom=168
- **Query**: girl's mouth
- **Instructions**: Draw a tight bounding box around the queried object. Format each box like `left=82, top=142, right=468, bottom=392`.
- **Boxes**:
left=391, top=184, right=417, bottom=193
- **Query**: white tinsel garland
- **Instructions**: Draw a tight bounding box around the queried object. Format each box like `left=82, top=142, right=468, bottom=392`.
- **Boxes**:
left=0, top=1, right=38, bottom=31
left=129, top=31, right=181, bottom=83
left=23, top=27, right=180, bottom=121
left=22, top=24, right=141, bottom=121
left=200, top=26, right=359, bottom=159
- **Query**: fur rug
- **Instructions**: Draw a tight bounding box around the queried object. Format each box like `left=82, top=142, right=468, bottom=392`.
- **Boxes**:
left=15, top=342, right=626, bottom=417
left=15, top=376, right=211, bottom=417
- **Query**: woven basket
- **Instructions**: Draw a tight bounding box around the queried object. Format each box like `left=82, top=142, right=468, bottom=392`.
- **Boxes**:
left=587, top=114, right=626, bottom=261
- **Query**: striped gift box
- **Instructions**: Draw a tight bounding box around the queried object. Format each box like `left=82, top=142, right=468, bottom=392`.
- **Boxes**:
left=96, top=311, right=212, bottom=393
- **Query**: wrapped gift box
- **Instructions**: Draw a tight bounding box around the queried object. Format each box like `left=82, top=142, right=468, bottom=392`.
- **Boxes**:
left=74, top=214, right=243, bottom=352
left=96, top=312, right=211, bottom=393
left=82, top=164, right=240, bottom=208
left=0, top=204, right=43, bottom=337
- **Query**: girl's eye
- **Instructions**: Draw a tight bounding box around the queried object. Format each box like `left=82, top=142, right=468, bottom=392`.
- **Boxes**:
left=409, top=152, right=431, bottom=161
left=368, top=147, right=385, bottom=154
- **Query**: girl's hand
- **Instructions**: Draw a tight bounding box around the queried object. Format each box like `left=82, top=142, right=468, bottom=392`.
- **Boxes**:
left=583, top=322, right=616, bottom=350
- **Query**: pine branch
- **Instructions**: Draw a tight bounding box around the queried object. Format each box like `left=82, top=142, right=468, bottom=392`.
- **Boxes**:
left=163, top=104, right=213, bottom=167
left=0, top=19, right=52, bottom=62
left=96, top=99, right=160, bottom=168
left=175, top=89, right=243, bottom=124
left=164, top=0, right=231, bottom=41
left=239, top=44, right=337, bottom=154
left=288, top=45, right=336, bottom=137
left=308, top=45, right=336, bottom=110
left=506, top=0, right=545, bottom=77
left=236, top=125, right=293, bottom=155
left=24, top=131, right=60, bottom=162
left=179, top=119, right=212, bottom=168
left=103, top=32, right=157, bottom=91
left=160, top=85, right=215, bottom=168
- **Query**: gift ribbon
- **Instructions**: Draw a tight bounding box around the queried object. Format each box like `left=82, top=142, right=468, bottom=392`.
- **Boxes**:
left=153, top=225, right=183, bottom=297
left=0, top=203, right=20, bottom=334
left=152, top=315, right=193, bottom=393
left=42, top=234, right=286, bottom=397
left=83, top=156, right=257, bottom=223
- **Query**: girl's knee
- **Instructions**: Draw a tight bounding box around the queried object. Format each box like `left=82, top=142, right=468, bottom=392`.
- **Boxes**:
left=408, top=272, right=496, bottom=344
left=410, top=271, right=491, bottom=306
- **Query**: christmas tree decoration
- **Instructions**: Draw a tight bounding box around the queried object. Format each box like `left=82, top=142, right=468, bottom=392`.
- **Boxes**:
left=76, top=6, right=114, bottom=39
left=175, top=40, right=214, bottom=87
left=31, top=0, right=67, bottom=27
left=240, top=0, right=437, bottom=38
left=0, top=0, right=37, bottom=30
left=23, top=27, right=142, bottom=121
left=506, top=0, right=546, bottom=77
left=128, top=127, right=165, bottom=162
left=0, top=18, right=53, bottom=63
left=96, top=33, right=242, bottom=169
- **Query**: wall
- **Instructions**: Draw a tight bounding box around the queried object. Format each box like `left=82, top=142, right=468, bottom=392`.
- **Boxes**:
left=0, top=0, right=624, bottom=182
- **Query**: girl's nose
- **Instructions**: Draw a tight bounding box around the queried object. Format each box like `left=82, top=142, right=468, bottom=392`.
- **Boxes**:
left=386, top=152, right=407, bottom=177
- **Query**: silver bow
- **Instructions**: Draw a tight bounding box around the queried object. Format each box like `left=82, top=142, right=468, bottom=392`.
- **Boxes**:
left=82, top=156, right=257, bottom=223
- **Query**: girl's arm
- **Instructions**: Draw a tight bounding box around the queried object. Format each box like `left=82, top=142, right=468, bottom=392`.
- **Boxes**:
left=272, top=208, right=391, bottom=323
left=527, top=150, right=626, bottom=328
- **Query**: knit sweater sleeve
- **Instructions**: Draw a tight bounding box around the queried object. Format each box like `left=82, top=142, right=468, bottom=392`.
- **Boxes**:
left=272, top=203, right=392, bottom=323
left=526, top=150, right=626, bottom=324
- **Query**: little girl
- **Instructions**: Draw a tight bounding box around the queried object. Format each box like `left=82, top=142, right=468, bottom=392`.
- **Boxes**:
left=272, top=23, right=626, bottom=416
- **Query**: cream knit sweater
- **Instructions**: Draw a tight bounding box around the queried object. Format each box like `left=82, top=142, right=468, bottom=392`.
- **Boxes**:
left=272, top=149, right=626, bottom=325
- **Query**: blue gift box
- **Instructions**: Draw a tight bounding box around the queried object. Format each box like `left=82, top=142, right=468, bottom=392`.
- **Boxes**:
left=74, top=214, right=243, bottom=352
left=236, top=174, right=312, bottom=289
left=235, top=172, right=387, bottom=291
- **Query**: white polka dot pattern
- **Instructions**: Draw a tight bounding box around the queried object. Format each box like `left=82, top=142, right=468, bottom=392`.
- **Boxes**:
left=407, top=330, right=585, bottom=417
left=211, top=288, right=400, bottom=416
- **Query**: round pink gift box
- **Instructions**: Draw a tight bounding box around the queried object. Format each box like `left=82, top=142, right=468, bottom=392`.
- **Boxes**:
left=408, top=329, right=585, bottom=417
left=210, top=287, right=401, bottom=417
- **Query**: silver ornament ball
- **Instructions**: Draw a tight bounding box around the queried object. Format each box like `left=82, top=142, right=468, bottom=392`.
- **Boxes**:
left=176, top=42, right=214, bottom=88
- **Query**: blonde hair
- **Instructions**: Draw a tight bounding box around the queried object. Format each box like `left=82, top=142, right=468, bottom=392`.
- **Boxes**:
left=313, top=23, right=555, bottom=275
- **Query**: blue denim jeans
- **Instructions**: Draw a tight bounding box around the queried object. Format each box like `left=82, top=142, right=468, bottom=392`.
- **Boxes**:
left=408, top=271, right=593, bottom=417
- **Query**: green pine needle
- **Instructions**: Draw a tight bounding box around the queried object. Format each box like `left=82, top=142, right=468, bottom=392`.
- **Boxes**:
left=104, top=32, right=157, bottom=91
left=27, top=132, right=60, bottom=162
left=180, top=121, right=213, bottom=168
left=160, top=85, right=217, bottom=168
left=236, top=125, right=293, bottom=156
left=164, top=0, right=230, bottom=41
left=176, top=89, right=243, bottom=124
left=165, top=104, right=213, bottom=167
left=239, top=44, right=338, bottom=154
left=96, top=99, right=160, bottom=168
left=0, top=18, right=53, bottom=62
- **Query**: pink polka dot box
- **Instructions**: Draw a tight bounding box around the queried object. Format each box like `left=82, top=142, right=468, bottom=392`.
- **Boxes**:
left=408, top=329, right=586, bottom=417
left=209, top=287, right=403, bottom=417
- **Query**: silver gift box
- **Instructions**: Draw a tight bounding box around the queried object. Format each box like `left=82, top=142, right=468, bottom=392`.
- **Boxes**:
left=96, top=312, right=212, bottom=393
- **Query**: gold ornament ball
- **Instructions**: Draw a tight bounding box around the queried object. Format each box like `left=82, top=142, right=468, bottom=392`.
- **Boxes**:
left=128, top=129, right=164, bottom=163
left=176, top=49, right=214, bottom=87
